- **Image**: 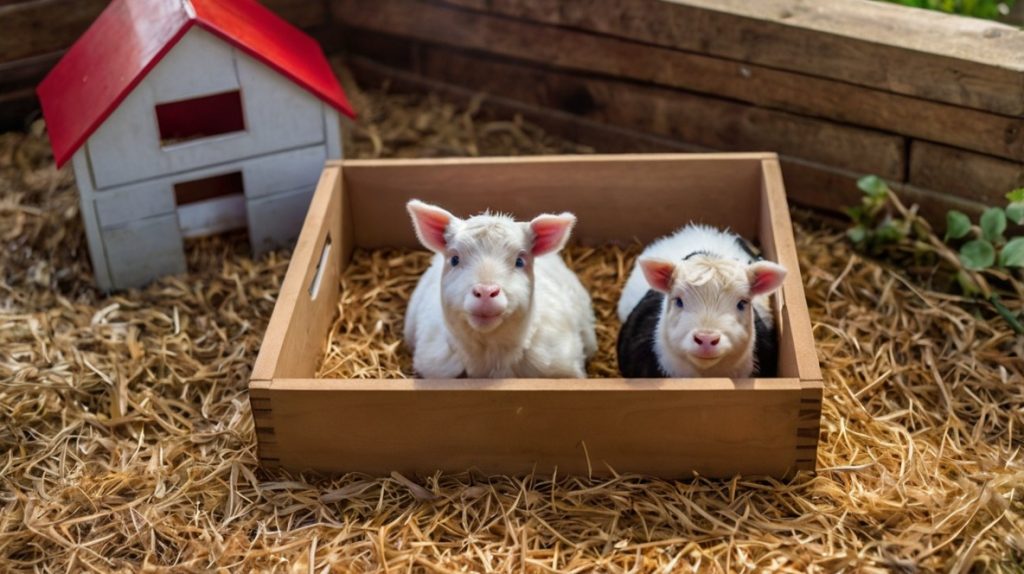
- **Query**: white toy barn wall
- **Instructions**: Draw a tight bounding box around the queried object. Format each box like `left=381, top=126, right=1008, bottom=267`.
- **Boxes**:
left=85, top=27, right=325, bottom=189
left=325, top=107, right=343, bottom=159
left=69, top=26, right=344, bottom=290
left=71, top=149, right=113, bottom=291
left=72, top=148, right=188, bottom=291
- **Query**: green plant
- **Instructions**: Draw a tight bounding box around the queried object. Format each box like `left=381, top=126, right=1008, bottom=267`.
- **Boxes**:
left=847, top=177, right=1024, bottom=333
left=878, top=0, right=1017, bottom=19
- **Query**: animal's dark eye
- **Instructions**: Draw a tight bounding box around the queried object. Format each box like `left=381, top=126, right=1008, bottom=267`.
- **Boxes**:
left=515, top=256, right=526, bottom=269
left=674, top=297, right=684, bottom=309
left=737, top=299, right=749, bottom=311
left=450, top=255, right=460, bottom=267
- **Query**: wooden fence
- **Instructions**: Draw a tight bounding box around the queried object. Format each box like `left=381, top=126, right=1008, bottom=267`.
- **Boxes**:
left=2, top=0, right=1022, bottom=221
left=330, top=0, right=1024, bottom=221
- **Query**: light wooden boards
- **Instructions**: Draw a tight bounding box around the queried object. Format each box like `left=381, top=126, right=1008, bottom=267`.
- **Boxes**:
left=335, top=0, right=1023, bottom=161
left=430, top=0, right=1024, bottom=115
left=249, top=155, right=824, bottom=478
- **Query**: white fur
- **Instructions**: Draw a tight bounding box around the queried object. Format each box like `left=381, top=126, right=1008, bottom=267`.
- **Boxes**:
left=405, top=203, right=597, bottom=378
left=617, top=224, right=784, bottom=378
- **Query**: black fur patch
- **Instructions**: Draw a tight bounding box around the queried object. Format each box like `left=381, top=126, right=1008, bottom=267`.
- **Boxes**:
left=682, top=249, right=716, bottom=261
left=753, top=309, right=778, bottom=377
left=616, top=290, right=668, bottom=377
left=735, top=236, right=761, bottom=262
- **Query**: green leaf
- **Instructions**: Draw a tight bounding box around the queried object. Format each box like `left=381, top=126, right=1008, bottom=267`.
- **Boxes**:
left=846, top=225, right=867, bottom=244
left=1000, top=237, right=1024, bottom=268
left=1007, top=202, right=1024, bottom=225
left=980, top=207, right=1006, bottom=242
left=960, top=239, right=996, bottom=270
left=843, top=205, right=865, bottom=222
left=1006, top=188, right=1024, bottom=203
left=874, top=220, right=905, bottom=244
left=857, top=175, right=889, bottom=199
left=944, top=210, right=971, bottom=241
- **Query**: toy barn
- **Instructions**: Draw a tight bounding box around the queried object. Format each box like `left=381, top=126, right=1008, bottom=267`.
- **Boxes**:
left=36, top=0, right=355, bottom=290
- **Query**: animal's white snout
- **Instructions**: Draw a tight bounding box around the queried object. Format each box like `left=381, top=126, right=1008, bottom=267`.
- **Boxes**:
left=684, top=328, right=730, bottom=363
left=465, top=282, right=509, bottom=332
left=693, top=330, right=721, bottom=348
left=472, top=283, right=501, bottom=299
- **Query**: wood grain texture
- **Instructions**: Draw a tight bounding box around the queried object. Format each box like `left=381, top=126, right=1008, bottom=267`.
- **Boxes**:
left=782, top=156, right=990, bottom=227
left=413, top=45, right=906, bottom=180
left=909, top=141, right=1024, bottom=206
left=435, top=0, right=1024, bottom=115
left=0, top=0, right=325, bottom=64
left=760, top=159, right=822, bottom=383
left=250, top=155, right=823, bottom=477
left=102, top=213, right=187, bottom=289
left=0, top=0, right=106, bottom=64
left=335, top=0, right=1022, bottom=161
left=346, top=55, right=991, bottom=225
left=251, top=165, right=342, bottom=381
left=250, top=378, right=807, bottom=478
left=342, top=155, right=767, bottom=245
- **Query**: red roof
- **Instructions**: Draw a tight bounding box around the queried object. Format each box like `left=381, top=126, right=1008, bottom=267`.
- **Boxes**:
left=37, top=0, right=355, bottom=167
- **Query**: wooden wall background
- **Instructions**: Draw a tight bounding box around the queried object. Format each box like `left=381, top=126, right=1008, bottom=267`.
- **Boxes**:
left=2, top=0, right=1022, bottom=221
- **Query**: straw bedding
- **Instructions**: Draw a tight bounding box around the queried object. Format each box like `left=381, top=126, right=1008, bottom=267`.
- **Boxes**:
left=317, top=245, right=642, bottom=379
left=2, top=82, right=1023, bottom=572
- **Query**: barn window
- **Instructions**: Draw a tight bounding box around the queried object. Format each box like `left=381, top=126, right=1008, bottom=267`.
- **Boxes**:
left=155, top=90, right=245, bottom=146
left=173, top=172, right=247, bottom=238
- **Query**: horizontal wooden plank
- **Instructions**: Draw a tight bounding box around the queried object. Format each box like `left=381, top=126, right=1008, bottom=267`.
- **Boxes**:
left=436, top=0, right=1024, bottom=116
left=409, top=43, right=906, bottom=179
left=255, top=380, right=805, bottom=477
left=0, top=0, right=326, bottom=65
left=909, top=141, right=1024, bottom=206
left=0, top=88, right=40, bottom=131
left=0, top=0, right=105, bottom=64
left=347, top=55, right=989, bottom=227
left=782, top=156, right=990, bottom=227
left=334, top=0, right=1022, bottom=161
left=263, top=0, right=328, bottom=30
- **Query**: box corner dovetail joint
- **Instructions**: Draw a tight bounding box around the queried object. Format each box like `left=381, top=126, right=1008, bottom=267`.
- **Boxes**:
left=249, top=153, right=823, bottom=479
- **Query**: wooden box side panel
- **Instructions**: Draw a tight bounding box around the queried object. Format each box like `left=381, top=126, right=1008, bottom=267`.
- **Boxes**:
left=251, top=165, right=346, bottom=381
left=759, top=158, right=823, bottom=471
left=759, top=159, right=821, bottom=382
left=256, top=379, right=806, bottom=478
left=341, top=155, right=769, bottom=247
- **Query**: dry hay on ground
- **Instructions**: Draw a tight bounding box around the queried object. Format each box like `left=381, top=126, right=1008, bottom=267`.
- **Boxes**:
left=1, top=83, right=1022, bottom=572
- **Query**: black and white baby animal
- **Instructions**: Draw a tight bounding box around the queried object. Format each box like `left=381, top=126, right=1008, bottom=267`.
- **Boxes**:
left=404, top=200, right=598, bottom=379
left=616, top=224, right=787, bottom=378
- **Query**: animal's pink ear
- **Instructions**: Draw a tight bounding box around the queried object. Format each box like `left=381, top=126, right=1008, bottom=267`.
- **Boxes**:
left=748, top=261, right=787, bottom=295
left=407, top=200, right=457, bottom=252
left=639, top=258, right=676, bottom=293
left=529, top=213, right=576, bottom=256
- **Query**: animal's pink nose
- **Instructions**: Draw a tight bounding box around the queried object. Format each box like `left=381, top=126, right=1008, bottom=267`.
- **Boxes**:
left=472, top=284, right=501, bottom=298
left=693, top=331, right=721, bottom=347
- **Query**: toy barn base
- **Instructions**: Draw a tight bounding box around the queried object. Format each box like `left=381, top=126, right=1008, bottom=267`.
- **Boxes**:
left=71, top=126, right=341, bottom=291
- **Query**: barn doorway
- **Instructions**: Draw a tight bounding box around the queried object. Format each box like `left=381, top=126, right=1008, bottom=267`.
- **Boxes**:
left=173, top=172, right=248, bottom=239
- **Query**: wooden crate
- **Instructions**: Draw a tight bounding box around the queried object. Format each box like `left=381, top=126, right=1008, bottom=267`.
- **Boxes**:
left=249, top=154, right=823, bottom=478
